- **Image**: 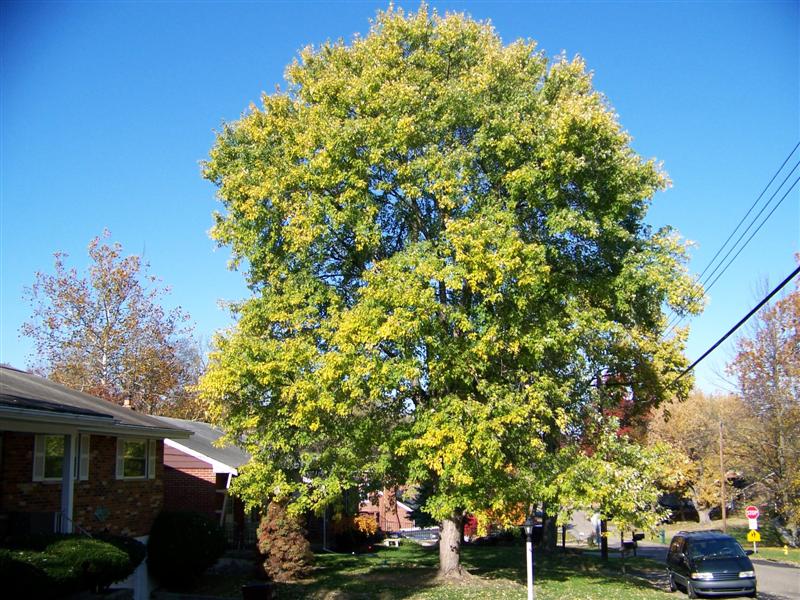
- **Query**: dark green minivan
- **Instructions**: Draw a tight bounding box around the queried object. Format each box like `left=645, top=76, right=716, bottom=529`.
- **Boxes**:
left=666, top=531, right=757, bottom=598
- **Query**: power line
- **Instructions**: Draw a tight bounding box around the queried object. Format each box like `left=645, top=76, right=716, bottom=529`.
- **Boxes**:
left=597, top=261, right=800, bottom=392
left=703, top=175, right=800, bottom=293
left=664, top=143, right=800, bottom=336
left=694, top=141, right=799, bottom=285
left=664, top=169, right=800, bottom=337
left=673, top=261, right=800, bottom=384
left=699, top=164, right=800, bottom=294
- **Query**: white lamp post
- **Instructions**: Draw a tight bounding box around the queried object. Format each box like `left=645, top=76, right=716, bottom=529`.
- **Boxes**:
left=523, top=516, right=535, bottom=600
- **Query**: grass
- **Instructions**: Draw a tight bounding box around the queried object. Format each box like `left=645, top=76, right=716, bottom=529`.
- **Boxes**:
left=197, top=543, right=672, bottom=599
left=749, top=546, right=800, bottom=566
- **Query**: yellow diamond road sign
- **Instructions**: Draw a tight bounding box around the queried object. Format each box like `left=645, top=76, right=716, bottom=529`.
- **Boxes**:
left=747, top=530, right=761, bottom=543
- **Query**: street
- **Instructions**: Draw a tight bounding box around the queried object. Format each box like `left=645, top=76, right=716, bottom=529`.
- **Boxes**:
left=636, top=542, right=800, bottom=600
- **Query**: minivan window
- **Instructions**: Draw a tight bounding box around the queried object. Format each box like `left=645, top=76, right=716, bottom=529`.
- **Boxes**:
left=689, top=539, right=746, bottom=559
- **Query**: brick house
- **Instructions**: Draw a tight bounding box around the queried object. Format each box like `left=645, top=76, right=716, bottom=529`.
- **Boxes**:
left=359, top=488, right=417, bottom=532
left=156, top=416, right=255, bottom=546
left=0, top=365, right=191, bottom=537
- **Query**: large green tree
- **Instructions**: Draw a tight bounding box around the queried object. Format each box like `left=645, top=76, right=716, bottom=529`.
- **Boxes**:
left=200, top=7, right=698, bottom=576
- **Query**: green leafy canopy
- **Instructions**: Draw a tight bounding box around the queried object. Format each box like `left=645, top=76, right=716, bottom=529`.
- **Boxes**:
left=200, top=6, right=699, bottom=526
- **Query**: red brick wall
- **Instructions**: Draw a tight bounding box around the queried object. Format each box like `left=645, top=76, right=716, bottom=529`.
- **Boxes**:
left=0, top=432, right=164, bottom=537
left=163, top=464, right=218, bottom=517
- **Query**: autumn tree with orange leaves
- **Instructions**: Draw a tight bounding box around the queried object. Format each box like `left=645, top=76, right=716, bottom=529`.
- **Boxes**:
left=728, top=281, right=800, bottom=544
left=22, top=232, right=203, bottom=416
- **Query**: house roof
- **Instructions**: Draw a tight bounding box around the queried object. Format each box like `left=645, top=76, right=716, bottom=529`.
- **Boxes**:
left=158, top=416, right=250, bottom=472
left=0, top=365, right=191, bottom=438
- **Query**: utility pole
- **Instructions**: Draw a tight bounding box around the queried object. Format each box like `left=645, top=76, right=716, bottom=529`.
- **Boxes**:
left=719, top=419, right=727, bottom=532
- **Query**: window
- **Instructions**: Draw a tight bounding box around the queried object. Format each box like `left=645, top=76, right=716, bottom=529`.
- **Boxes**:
left=123, top=440, right=146, bottom=477
left=116, top=438, right=157, bottom=480
left=33, top=434, right=90, bottom=482
left=44, top=436, right=64, bottom=478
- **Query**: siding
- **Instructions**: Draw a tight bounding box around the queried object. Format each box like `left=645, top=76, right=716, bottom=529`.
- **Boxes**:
left=163, top=444, right=211, bottom=470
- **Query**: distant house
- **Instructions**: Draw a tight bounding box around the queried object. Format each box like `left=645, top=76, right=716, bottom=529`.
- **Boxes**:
left=0, top=365, right=191, bottom=537
left=359, top=488, right=417, bottom=532
left=157, top=416, right=255, bottom=546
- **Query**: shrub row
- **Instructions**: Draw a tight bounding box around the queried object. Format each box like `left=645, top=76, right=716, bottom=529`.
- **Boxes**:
left=0, top=534, right=143, bottom=598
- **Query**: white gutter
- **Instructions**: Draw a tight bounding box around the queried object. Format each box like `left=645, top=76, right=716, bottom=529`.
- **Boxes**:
left=163, top=439, right=238, bottom=474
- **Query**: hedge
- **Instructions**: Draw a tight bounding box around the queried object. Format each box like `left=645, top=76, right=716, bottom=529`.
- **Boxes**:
left=0, top=535, right=140, bottom=598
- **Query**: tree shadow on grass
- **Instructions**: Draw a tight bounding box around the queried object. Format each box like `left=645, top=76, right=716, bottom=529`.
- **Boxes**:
left=274, top=547, right=442, bottom=599
left=461, top=545, right=667, bottom=594
left=273, top=544, right=669, bottom=599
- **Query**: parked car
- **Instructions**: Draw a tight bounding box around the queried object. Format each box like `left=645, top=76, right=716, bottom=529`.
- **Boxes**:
left=666, top=530, right=756, bottom=598
left=398, top=528, right=440, bottom=542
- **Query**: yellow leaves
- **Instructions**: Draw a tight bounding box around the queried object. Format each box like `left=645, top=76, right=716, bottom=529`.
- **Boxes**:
left=199, top=4, right=700, bottom=536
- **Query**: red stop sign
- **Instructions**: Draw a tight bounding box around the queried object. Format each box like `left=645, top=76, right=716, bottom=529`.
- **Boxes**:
left=745, top=505, right=759, bottom=520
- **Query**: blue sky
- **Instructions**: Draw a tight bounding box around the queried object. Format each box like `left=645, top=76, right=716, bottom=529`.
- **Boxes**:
left=1, top=1, right=798, bottom=394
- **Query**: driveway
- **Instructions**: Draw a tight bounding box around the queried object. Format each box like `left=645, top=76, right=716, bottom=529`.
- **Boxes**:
left=635, top=541, right=800, bottom=599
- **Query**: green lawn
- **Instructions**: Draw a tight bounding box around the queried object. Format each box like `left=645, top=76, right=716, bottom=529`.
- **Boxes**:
left=748, top=546, right=800, bottom=566
left=261, top=543, right=670, bottom=599
left=185, top=543, right=670, bottom=599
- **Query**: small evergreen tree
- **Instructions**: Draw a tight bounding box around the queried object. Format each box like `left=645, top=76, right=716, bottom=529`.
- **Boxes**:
left=256, top=501, right=314, bottom=581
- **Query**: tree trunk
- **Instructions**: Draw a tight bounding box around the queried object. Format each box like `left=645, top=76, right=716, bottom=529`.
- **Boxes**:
left=438, top=511, right=470, bottom=580
left=600, top=519, right=608, bottom=560
left=541, top=509, right=558, bottom=553
left=697, top=508, right=712, bottom=524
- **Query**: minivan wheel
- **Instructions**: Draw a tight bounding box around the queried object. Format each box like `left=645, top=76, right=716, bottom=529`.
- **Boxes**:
left=686, top=580, right=699, bottom=599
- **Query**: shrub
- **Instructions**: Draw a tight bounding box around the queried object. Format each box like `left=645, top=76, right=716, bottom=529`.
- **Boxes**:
left=331, top=514, right=382, bottom=552
left=147, top=511, right=226, bottom=588
left=47, top=538, right=131, bottom=591
left=0, top=549, right=52, bottom=598
left=256, top=501, right=314, bottom=582
left=0, top=536, right=135, bottom=597
left=94, top=532, right=146, bottom=571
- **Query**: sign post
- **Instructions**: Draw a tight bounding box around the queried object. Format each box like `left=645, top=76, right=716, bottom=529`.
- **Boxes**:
left=747, top=529, right=760, bottom=553
left=745, top=507, right=760, bottom=554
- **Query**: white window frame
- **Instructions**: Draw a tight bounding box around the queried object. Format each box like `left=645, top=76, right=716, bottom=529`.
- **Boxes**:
left=116, top=438, right=157, bottom=480
left=33, top=434, right=90, bottom=482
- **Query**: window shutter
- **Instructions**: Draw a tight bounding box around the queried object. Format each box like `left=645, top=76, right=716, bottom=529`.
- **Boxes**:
left=33, top=435, right=45, bottom=482
left=148, top=440, right=157, bottom=479
left=79, top=435, right=90, bottom=481
left=116, top=438, right=125, bottom=479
